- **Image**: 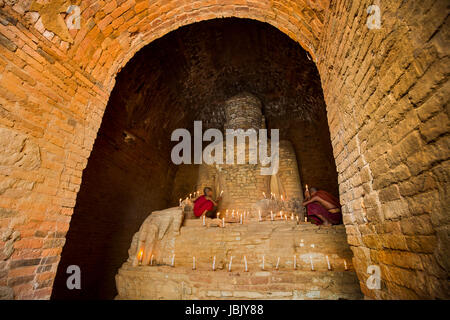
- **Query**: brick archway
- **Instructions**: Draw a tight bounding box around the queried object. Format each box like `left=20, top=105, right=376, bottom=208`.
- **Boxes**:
left=0, top=0, right=448, bottom=300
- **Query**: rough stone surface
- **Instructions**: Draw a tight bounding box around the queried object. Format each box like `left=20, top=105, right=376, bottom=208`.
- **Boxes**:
left=0, top=0, right=447, bottom=300
left=116, top=214, right=362, bottom=300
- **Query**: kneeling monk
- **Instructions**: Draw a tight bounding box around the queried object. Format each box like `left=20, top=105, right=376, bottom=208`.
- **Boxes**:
left=193, top=187, right=221, bottom=219
left=303, top=187, right=342, bottom=226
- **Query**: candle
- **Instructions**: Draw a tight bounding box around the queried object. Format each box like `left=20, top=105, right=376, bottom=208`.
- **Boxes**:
left=203, top=215, right=206, bottom=226
left=179, top=198, right=182, bottom=206
left=304, top=216, right=307, bottom=222
left=220, top=190, right=224, bottom=196
left=138, top=250, right=143, bottom=265
left=284, top=214, right=288, bottom=221
left=262, top=255, right=265, bottom=270
left=296, top=216, right=299, bottom=223
left=344, top=259, right=348, bottom=271
left=222, top=217, right=225, bottom=228
left=294, top=255, right=297, bottom=270
left=326, top=255, right=331, bottom=270
left=189, top=193, right=192, bottom=199
left=281, top=195, right=284, bottom=201
left=150, top=254, right=154, bottom=266
left=244, top=256, right=248, bottom=272
left=271, top=211, right=274, bottom=221
left=305, top=184, right=309, bottom=192
left=276, top=257, right=280, bottom=270
left=228, top=256, right=233, bottom=272
left=310, top=255, right=314, bottom=271
left=212, top=256, right=216, bottom=271
left=263, top=192, right=266, bottom=199
left=240, top=213, right=243, bottom=224
left=291, top=213, right=294, bottom=220
left=258, top=210, right=262, bottom=222
left=171, top=254, right=175, bottom=267
left=193, top=256, right=196, bottom=270
left=279, top=211, right=283, bottom=219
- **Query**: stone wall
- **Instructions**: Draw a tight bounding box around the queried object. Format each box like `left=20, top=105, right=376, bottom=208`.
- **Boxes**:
left=0, top=0, right=447, bottom=299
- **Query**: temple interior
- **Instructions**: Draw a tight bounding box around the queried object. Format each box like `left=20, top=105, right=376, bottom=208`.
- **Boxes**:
left=51, top=18, right=341, bottom=299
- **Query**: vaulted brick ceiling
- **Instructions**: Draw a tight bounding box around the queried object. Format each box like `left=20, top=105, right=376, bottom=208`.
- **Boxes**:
left=108, top=18, right=327, bottom=144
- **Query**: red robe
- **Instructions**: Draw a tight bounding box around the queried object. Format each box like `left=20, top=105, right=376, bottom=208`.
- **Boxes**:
left=306, top=190, right=342, bottom=225
left=193, top=195, right=214, bottom=217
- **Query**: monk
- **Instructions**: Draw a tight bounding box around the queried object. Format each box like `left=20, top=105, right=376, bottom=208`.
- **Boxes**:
left=303, top=187, right=342, bottom=226
left=193, top=187, right=221, bottom=219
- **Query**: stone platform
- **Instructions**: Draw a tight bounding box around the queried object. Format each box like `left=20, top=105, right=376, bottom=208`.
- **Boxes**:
left=115, top=210, right=363, bottom=299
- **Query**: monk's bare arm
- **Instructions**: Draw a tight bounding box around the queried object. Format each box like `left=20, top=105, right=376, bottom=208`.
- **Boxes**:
left=303, top=196, right=335, bottom=209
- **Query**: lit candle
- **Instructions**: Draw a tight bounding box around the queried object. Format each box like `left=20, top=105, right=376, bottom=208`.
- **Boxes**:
left=326, top=255, right=331, bottom=270
left=189, top=193, right=192, bottom=199
left=284, top=214, right=288, bottom=221
left=262, top=255, right=265, bottom=270
left=203, top=215, right=206, bottom=226
left=310, top=255, right=314, bottom=271
left=179, top=198, right=182, bottom=206
left=276, top=257, right=280, bottom=270
left=244, top=256, right=248, bottom=272
left=304, top=216, right=307, bottom=222
left=281, top=195, right=284, bottom=201
left=279, top=211, right=283, bottom=219
left=294, top=255, right=297, bottom=270
left=193, top=256, right=196, bottom=270
left=344, top=259, right=348, bottom=271
left=150, top=254, right=154, bottom=266
left=138, top=250, right=143, bottom=265
left=222, top=217, right=225, bottom=228
left=171, top=254, right=175, bottom=267
left=240, top=213, right=243, bottom=224
left=220, top=190, right=224, bottom=196
left=305, top=184, right=309, bottom=192
left=212, top=256, right=216, bottom=271
left=228, top=256, right=233, bottom=272
left=271, top=211, right=274, bottom=221
left=291, top=213, right=294, bottom=220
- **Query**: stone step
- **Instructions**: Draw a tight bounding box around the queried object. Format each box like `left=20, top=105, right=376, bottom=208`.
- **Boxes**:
left=116, top=264, right=363, bottom=300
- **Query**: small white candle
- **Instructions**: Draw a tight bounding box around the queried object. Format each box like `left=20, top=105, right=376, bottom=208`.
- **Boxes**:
left=310, top=255, right=314, bottom=271
left=291, top=213, right=294, bottom=220
left=276, top=257, right=280, bottom=270
left=150, top=254, right=154, bottom=266
left=271, top=211, right=274, bottom=221
left=262, top=255, right=265, bottom=270
left=220, top=190, right=224, bottom=196
left=294, top=255, right=297, bottom=270
left=304, top=216, right=307, bottom=222
left=263, top=192, right=266, bottom=199
left=179, top=198, right=182, bottom=206
left=258, top=210, right=262, bottom=222
left=193, top=256, right=196, bottom=270
left=171, top=254, right=175, bottom=267
left=203, top=215, right=206, bottom=226
left=240, top=213, right=243, bottom=224
left=326, top=255, right=331, bottom=270
left=222, top=217, right=225, bottom=227
left=212, top=256, right=216, bottom=271
left=344, top=259, right=348, bottom=270
left=244, top=256, right=248, bottom=272
left=228, top=256, right=233, bottom=272
left=279, top=211, right=283, bottom=219
left=189, top=193, right=192, bottom=199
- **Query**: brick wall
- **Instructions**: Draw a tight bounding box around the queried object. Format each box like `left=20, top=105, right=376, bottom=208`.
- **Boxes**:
left=0, top=0, right=448, bottom=299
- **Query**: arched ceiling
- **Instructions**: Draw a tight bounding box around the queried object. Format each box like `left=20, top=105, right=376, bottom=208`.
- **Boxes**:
left=107, top=18, right=327, bottom=144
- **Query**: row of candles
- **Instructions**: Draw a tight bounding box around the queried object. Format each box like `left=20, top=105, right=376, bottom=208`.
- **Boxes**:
left=201, top=209, right=307, bottom=227
left=137, top=250, right=348, bottom=272
left=179, top=183, right=312, bottom=206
